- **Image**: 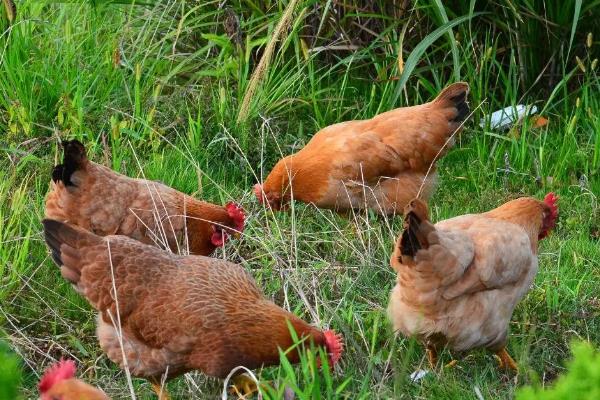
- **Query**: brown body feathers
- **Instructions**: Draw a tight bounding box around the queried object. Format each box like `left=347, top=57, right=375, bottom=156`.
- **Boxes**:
left=45, top=140, right=245, bottom=256
left=255, top=82, right=470, bottom=214
left=42, top=219, right=343, bottom=383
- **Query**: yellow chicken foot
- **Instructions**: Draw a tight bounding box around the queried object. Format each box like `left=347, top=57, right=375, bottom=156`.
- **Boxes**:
left=494, top=347, right=518, bottom=372
left=444, top=359, right=458, bottom=368
left=426, top=347, right=438, bottom=369
left=229, top=373, right=263, bottom=398
left=150, top=381, right=171, bottom=400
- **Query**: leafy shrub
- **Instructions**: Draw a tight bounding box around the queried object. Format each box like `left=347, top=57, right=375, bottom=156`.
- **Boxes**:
left=517, top=341, right=600, bottom=400
left=0, top=339, right=21, bottom=400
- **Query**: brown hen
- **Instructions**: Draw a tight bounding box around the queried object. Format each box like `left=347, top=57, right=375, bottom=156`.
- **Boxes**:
left=388, top=193, right=558, bottom=370
left=45, top=140, right=245, bottom=256
left=42, top=219, right=343, bottom=398
left=254, top=83, right=470, bottom=215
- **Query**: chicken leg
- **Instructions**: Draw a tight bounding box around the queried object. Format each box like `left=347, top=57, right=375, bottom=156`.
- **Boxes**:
left=494, top=347, right=518, bottom=371
left=151, top=381, right=171, bottom=400
left=426, top=347, right=438, bottom=369
left=426, top=347, right=458, bottom=369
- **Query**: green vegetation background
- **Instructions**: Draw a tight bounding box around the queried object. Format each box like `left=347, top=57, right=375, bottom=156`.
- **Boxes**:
left=1, top=1, right=599, bottom=398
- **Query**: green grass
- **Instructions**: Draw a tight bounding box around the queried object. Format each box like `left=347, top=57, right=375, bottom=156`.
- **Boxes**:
left=1, top=0, right=599, bottom=398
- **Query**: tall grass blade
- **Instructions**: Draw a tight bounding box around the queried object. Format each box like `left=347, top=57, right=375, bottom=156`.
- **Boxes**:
left=567, top=0, right=583, bottom=61
left=433, top=0, right=460, bottom=81
left=236, top=0, right=301, bottom=124
left=389, top=12, right=484, bottom=107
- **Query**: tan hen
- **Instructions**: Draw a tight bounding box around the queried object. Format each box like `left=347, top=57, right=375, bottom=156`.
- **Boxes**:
left=388, top=193, right=558, bottom=370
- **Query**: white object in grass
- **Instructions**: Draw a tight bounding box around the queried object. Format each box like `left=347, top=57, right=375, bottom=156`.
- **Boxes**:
left=480, top=104, right=538, bottom=130
left=409, top=369, right=430, bottom=382
left=474, top=386, right=485, bottom=400
left=221, top=366, right=261, bottom=400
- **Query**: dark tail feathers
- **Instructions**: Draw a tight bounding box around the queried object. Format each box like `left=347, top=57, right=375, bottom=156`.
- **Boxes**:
left=434, top=82, right=470, bottom=124
left=400, top=212, right=424, bottom=257
left=51, top=140, right=87, bottom=186
left=42, top=219, right=103, bottom=285
left=399, top=199, right=434, bottom=261
left=43, top=219, right=77, bottom=266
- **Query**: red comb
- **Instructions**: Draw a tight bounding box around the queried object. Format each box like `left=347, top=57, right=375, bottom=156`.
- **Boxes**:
left=544, top=192, right=559, bottom=219
left=253, top=184, right=264, bottom=204
left=323, top=330, right=344, bottom=367
left=225, top=202, right=245, bottom=232
left=39, top=359, right=76, bottom=393
left=539, top=192, right=559, bottom=239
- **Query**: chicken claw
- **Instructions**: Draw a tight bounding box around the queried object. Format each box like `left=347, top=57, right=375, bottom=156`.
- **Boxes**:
left=426, top=348, right=457, bottom=370
left=494, top=348, right=518, bottom=372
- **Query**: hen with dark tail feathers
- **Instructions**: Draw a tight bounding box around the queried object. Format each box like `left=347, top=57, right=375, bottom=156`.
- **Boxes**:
left=389, top=193, right=559, bottom=371
left=45, top=140, right=245, bottom=256
left=42, top=218, right=343, bottom=399
left=254, top=82, right=470, bottom=215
